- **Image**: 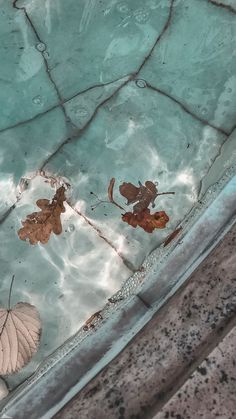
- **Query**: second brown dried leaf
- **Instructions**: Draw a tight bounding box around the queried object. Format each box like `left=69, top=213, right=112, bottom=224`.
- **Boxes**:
left=119, top=180, right=158, bottom=213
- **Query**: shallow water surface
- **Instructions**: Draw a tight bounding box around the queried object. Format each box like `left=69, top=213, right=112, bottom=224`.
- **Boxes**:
left=0, top=0, right=236, bottom=391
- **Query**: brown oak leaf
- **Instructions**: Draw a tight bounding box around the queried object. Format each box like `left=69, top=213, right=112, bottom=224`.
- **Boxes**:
left=122, top=209, right=169, bottom=233
left=18, top=186, right=66, bottom=245
left=119, top=181, right=158, bottom=213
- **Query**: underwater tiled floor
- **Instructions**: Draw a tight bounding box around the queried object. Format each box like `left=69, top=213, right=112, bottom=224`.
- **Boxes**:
left=0, top=0, right=236, bottom=391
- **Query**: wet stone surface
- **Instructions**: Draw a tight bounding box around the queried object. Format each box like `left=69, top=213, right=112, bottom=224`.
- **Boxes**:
left=155, top=326, right=236, bottom=419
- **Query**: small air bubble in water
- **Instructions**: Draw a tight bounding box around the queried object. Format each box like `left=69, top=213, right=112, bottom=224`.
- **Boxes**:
left=75, top=107, right=89, bottom=118
left=32, top=95, right=43, bottom=105
left=116, top=2, right=129, bottom=13
left=135, top=79, right=147, bottom=88
left=67, top=224, right=75, bottom=233
left=201, top=107, right=207, bottom=115
left=43, top=51, right=50, bottom=59
left=134, top=8, right=150, bottom=24
left=36, top=42, right=46, bottom=52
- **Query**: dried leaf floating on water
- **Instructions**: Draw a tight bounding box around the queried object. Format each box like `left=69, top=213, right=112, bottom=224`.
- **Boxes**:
left=0, top=302, right=41, bottom=375
left=119, top=180, right=158, bottom=213
left=122, top=209, right=169, bottom=233
left=119, top=181, right=174, bottom=213
left=119, top=182, right=140, bottom=205
left=18, top=186, right=66, bottom=244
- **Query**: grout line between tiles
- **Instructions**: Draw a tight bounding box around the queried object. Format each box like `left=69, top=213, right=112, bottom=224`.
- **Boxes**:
left=208, top=0, right=236, bottom=14
left=2, top=0, right=175, bottom=263
left=146, top=82, right=229, bottom=136
left=0, top=167, right=136, bottom=273
left=0, top=75, right=130, bottom=135
left=198, top=127, right=236, bottom=197
left=3, top=0, right=232, bottom=251
left=38, top=0, right=176, bottom=170
left=12, top=0, right=73, bottom=128
left=67, top=200, right=137, bottom=273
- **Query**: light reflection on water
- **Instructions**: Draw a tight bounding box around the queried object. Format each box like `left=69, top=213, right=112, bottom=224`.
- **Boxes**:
left=0, top=0, right=235, bottom=396
left=1, top=177, right=131, bottom=389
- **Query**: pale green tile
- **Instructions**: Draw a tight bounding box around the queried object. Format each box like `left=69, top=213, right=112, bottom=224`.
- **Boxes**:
left=0, top=108, right=67, bottom=216
left=21, top=0, right=172, bottom=98
left=139, top=0, right=236, bottom=133
left=0, top=2, right=58, bottom=130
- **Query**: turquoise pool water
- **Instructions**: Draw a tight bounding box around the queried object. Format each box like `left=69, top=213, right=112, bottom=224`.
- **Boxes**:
left=0, top=0, right=235, bottom=397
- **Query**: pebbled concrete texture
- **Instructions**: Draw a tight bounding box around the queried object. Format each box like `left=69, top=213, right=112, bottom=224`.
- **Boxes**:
left=55, top=223, right=236, bottom=419
left=154, top=325, right=236, bottom=419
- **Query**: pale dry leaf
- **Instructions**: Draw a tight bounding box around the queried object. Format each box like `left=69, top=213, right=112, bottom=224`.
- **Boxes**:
left=0, top=302, right=41, bottom=375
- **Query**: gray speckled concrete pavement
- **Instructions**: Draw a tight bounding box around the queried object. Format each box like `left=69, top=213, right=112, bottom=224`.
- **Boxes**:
left=55, top=224, right=236, bottom=419
left=154, top=325, right=236, bottom=419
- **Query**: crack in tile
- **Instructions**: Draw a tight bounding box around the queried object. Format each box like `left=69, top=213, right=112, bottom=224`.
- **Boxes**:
left=67, top=201, right=137, bottom=273
left=0, top=203, right=17, bottom=226
left=3, top=0, right=175, bottom=269
left=133, top=0, right=175, bottom=75
left=0, top=0, right=188, bottom=260
left=40, top=0, right=175, bottom=170
left=146, top=82, right=229, bottom=136
left=208, top=0, right=236, bottom=14
left=12, top=0, right=73, bottom=127
left=0, top=170, right=136, bottom=273
left=40, top=76, right=133, bottom=170
left=198, top=128, right=235, bottom=197
left=0, top=75, right=131, bottom=135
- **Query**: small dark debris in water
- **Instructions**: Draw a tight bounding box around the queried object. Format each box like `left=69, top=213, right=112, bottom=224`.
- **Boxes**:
left=137, top=266, right=145, bottom=272
left=135, top=79, right=147, bottom=88
left=164, top=227, right=182, bottom=247
left=83, top=311, right=103, bottom=331
left=108, top=296, right=124, bottom=303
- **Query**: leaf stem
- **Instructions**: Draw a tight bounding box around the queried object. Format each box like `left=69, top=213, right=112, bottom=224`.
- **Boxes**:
left=8, top=275, right=15, bottom=310
left=111, top=200, right=126, bottom=211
